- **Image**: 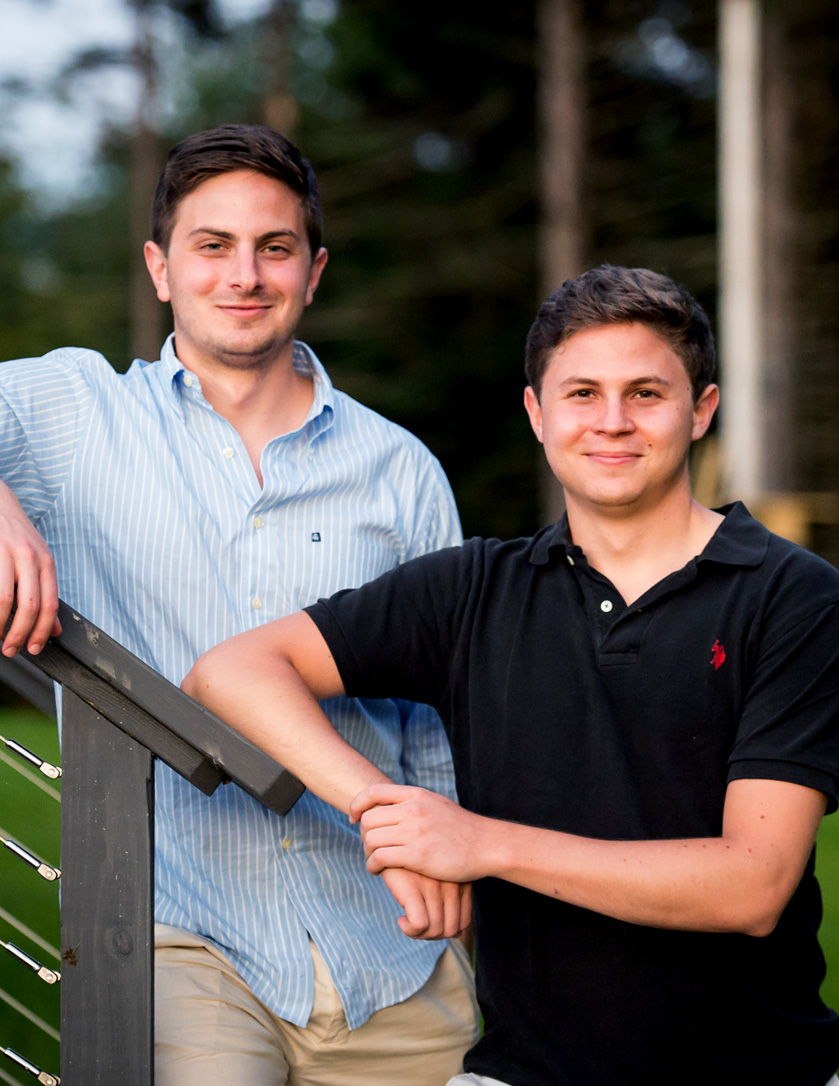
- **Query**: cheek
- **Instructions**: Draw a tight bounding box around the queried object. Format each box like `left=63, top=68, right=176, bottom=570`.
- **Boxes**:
left=541, top=415, right=583, bottom=453
left=170, top=263, right=218, bottom=299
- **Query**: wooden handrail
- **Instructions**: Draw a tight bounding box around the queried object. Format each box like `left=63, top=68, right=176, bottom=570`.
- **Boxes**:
left=0, top=601, right=304, bottom=1085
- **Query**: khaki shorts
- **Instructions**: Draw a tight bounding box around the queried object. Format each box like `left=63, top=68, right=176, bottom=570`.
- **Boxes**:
left=155, top=924, right=479, bottom=1086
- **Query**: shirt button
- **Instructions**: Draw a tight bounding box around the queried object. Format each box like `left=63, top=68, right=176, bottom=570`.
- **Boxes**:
left=567, top=556, right=575, bottom=566
left=282, top=837, right=292, bottom=850
left=252, top=597, right=263, bottom=611
left=600, top=600, right=613, bottom=613
left=253, top=516, right=265, bottom=530
left=183, top=374, right=194, bottom=388
left=222, top=446, right=235, bottom=459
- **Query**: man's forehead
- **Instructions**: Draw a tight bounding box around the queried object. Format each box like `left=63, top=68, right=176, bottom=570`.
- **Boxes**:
left=545, top=322, right=688, bottom=379
left=170, top=170, right=304, bottom=232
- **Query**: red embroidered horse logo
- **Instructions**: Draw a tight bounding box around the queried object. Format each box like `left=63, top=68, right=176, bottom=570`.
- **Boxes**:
left=711, top=640, right=726, bottom=670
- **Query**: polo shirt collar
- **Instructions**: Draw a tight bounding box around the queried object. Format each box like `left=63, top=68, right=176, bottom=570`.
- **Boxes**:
left=696, top=501, right=769, bottom=567
left=529, top=500, right=769, bottom=569
left=155, top=334, right=336, bottom=437
left=529, top=518, right=574, bottom=566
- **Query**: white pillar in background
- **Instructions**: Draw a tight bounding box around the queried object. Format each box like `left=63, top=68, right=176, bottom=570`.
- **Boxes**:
left=718, top=0, right=764, bottom=502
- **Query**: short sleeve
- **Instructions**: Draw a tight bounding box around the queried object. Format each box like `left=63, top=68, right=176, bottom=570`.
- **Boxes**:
left=728, top=555, right=839, bottom=812
left=306, top=541, right=476, bottom=709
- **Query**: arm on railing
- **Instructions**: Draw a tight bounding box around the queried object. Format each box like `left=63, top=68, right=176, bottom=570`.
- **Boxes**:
left=0, top=599, right=304, bottom=815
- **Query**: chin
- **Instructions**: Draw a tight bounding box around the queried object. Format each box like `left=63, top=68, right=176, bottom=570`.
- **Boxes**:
left=566, top=486, right=648, bottom=513
left=212, top=337, right=283, bottom=368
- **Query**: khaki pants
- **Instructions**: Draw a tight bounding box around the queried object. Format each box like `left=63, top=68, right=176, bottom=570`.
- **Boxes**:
left=447, top=1075, right=510, bottom=1086
left=155, top=924, right=479, bottom=1086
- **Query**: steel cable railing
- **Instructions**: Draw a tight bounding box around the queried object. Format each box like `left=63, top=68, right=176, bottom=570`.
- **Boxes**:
left=0, top=598, right=303, bottom=1085
left=0, top=722, right=60, bottom=1086
left=0, top=748, right=60, bottom=804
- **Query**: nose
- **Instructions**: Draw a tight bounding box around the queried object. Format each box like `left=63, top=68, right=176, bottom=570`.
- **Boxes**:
left=595, top=394, right=635, bottom=435
left=227, top=246, right=264, bottom=294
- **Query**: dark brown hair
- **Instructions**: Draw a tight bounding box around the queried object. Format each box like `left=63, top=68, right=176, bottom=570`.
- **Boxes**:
left=151, top=124, right=323, bottom=256
left=525, top=264, right=716, bottom=400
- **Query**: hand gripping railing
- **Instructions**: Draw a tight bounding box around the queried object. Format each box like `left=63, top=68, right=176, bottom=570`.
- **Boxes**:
left=0, top=600, right=304, bottom=1086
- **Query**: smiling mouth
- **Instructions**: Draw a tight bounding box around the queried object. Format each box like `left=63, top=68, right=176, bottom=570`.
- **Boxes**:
left=216, top=303, right=272, bottom=317
left=585, top=452, right=641, bottom=461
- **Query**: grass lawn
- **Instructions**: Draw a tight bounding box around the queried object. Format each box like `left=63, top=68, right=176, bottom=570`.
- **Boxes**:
left=2, top=704, right=839, bottom=1083
left=817, top=809, right=839, bottom=1012
left=0, top=708, right=60, bottom=1085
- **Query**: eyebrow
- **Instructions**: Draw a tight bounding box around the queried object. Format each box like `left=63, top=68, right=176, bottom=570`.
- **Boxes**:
left=559, top=375, right=674, bottom=389
left=187, top=228, right=301, bottom=245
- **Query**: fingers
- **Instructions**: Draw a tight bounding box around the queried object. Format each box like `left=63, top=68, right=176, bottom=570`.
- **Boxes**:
left=438, top=879, right=465, bottom=940
left=366, top=844, right=406, bottom=876
left=34, top=558, right=62, bottom=648
left=381, top=867, right=469, bottom=941
left=349, top=782, right=420, bottom=824
left=0, top=551, right=15, bottom=646
left=394, top=877, right=463, bottom=941
left=0, top=491, right=60, bottom=657
left=0, top=545, right=59, bottom=657
left=415, top=880, right=469, bottom=941
left=381, top=868, right=431, bottom=938
left=459, top=883, right=473, bottom=935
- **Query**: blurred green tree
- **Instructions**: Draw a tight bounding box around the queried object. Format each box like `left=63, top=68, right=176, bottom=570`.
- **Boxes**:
left=0, top=0, right=836, bottom=544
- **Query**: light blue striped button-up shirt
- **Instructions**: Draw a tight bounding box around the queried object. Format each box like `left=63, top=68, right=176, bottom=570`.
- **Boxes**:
left=0, top=335, right=462, bottom=1028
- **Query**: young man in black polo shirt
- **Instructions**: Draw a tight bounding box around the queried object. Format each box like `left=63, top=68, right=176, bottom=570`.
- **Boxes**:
left=184, top=265, right=839, bottom=1086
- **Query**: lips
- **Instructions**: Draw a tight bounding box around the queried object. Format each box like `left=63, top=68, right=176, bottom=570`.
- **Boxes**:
left=216, top=303, right=272, bottom=318
left=584, top=452, right=642, bottom=463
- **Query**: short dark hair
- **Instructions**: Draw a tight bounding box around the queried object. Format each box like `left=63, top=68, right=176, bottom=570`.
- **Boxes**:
left=151, top=124, right=323, bottom=256
left=524, top=264, right=716, bottom=400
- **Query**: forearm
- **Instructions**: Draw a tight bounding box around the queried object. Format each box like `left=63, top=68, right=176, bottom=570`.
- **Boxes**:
left=357, top=778, right=826, bottom=935
left=182, top=623, right=388, bottom=814
left=485, top=821, right=786, bottom=934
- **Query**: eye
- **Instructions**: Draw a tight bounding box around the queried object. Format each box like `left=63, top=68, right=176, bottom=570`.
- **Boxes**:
left=632, top=388, right=660, bottom=400
left=568, top=388, right=595, bottom=399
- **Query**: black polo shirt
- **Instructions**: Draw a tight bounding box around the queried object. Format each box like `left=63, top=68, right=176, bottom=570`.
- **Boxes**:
left=307, top=503, right=839, bottom=1086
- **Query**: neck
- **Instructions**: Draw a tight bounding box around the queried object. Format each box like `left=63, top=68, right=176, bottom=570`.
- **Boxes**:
left=566, top=486, right=723, bottom=605
left=184, top=346, right=314, bottom=485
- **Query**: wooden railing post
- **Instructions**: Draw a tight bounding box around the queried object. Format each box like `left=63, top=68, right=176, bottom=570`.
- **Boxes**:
left=59, top=690, right=154, bottom=1085
left=0, top=599, right=304, bottom=1083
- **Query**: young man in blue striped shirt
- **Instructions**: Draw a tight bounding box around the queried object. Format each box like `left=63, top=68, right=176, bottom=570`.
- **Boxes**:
left=0, top=124, right=478, bottom=1084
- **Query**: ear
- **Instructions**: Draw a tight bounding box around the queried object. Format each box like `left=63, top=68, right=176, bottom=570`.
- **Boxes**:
left=144, top=241, right=171, bottom=303
left=305, top=247, right=329, bottom=306
left=524, top=385, right=544, bottom=444
left=691, top=383, right=719, bottom=442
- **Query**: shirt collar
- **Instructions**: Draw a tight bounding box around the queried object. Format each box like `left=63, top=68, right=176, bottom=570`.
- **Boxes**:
left=696, top=501, right=769, bottom=567
left=154, top=334, right=335, bottom=437
left=529, top=500, right=769, bottom=569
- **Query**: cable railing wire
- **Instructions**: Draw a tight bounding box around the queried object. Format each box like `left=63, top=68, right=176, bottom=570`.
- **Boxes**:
left=0, top=992, right=58, bottom=1044
left=0, top=1044, right=59, bottom=1085
left=0, top=828, right=59, bottom=884
left=0, top=908, right=59, bottom=963
left=0, top=751, right=60, bottom=804
left=1, top=941, right=59, bottom=987
left=0, top=738, right=60, bottom=782
left=0, top=599, right=304, bottom=1084
left=0, top=744, right=60, bottom=1086
left=0, top=1063, right=25, bottom=1086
